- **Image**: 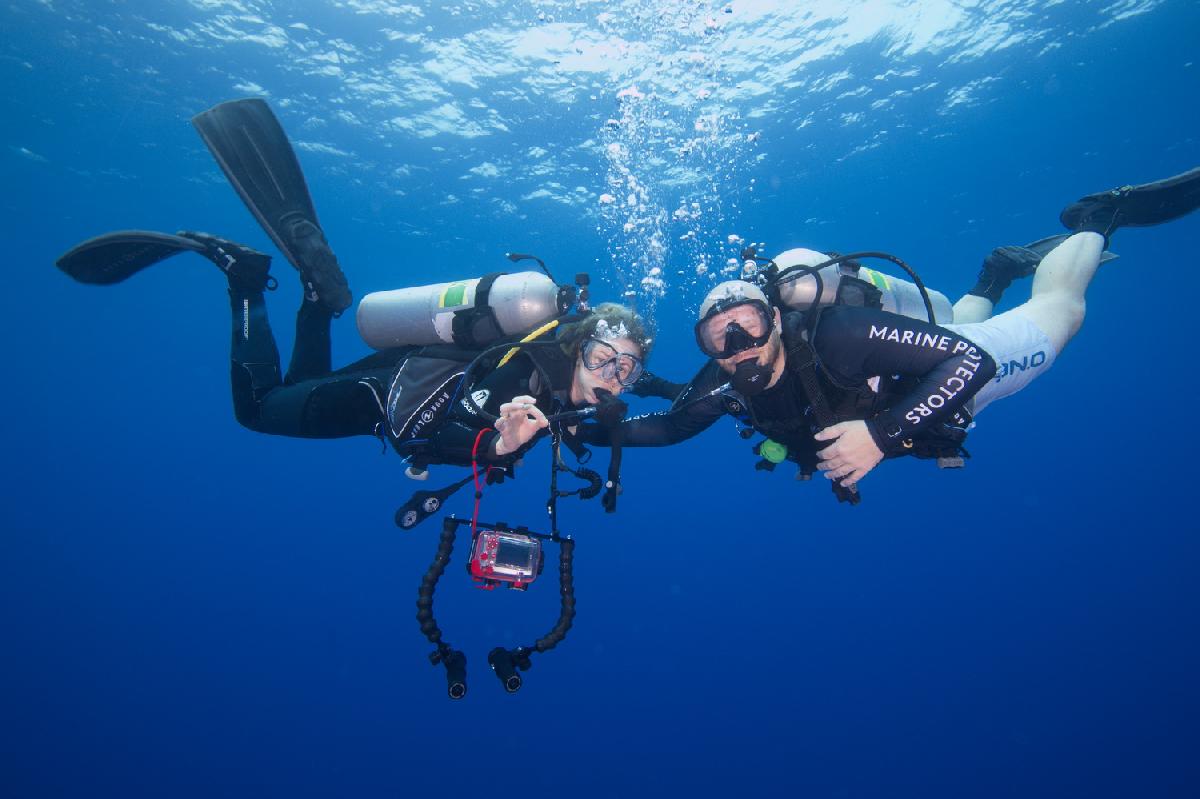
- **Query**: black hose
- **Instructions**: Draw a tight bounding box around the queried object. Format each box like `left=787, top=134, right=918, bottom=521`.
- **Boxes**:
left=506, top=251, right=556, bottom=283
left=457, top=339, right=567, bottom=425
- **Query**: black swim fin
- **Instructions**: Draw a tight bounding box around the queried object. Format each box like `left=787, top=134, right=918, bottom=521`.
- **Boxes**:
left=55, top=230, right=206, bottom=285
left=1061, top=166, right=1200, bottom=238
left=192, top=98, right=352, bottom=313
left=968, top=234, right=1119, bottom=304
left=56, top=229, right=276, bottom=293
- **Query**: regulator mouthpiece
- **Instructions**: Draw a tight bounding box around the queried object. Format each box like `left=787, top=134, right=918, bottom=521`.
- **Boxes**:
left=731, top=358, right=772, bottom=396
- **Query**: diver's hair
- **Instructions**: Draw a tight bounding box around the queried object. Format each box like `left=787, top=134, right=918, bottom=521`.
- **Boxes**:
left=558, top=303, right=653, bottom=359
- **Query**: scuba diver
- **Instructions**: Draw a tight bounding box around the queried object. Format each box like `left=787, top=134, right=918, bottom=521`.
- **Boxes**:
left=581, top=166, right=1200, bottom=502
left=53, top=98, right=686, bottom=699
left=55, top=99, right=673, bottom=497
left=59, top=226, right=650, bottom=463
left=404, top=300, right=653, bottom=469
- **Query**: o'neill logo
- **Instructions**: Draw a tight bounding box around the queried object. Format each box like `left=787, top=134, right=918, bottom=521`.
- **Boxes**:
left=994, top=351, right=1047, bottom=382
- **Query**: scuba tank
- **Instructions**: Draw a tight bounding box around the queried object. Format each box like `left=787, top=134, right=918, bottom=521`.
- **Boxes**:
left=357, top=271, right=570, bottom=350
left=772, top=247, right=954, bottom=323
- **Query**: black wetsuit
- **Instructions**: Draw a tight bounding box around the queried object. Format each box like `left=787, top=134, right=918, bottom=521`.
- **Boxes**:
left=584, top=306, right=997, bottom=470
left=227, top=288, right=392, bottom=440
left=426, top=348, right=581, bottom=465
left=226, top=282, right=675, bottom=466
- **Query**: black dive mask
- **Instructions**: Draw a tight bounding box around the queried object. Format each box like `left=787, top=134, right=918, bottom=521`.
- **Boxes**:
left=723, top=324, right=760, bottom=355
left=731, top=358, right=773, bottom=396
left=694, top=298, right=774, bottom=359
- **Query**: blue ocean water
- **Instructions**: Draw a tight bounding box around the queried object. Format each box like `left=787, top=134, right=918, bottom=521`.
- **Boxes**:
left=3, top=1, right=1199, bottom=796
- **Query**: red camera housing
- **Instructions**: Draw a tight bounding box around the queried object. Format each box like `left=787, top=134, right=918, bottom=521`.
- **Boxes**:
left=469, top=529, right=543, bottom=590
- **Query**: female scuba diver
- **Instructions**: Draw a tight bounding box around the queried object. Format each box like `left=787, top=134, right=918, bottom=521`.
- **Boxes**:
left=56, top=228, right=654, bottom=476
left=440, top=305, right=651, bottom=464
left=51, top=93, right=666, bottom=701
left=54, top=98, right=669, bottom=495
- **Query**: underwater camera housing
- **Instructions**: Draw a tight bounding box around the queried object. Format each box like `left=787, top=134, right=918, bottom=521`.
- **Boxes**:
left=418, top=517, right=576, bottom=698
left=469, top=528, right=544, bottom=590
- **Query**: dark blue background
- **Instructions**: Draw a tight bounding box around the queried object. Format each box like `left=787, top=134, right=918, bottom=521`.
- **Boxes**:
left=3, top=2, right=1199, bottom=797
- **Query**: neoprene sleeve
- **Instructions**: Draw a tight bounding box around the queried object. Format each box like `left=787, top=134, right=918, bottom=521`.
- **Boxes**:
left=578, top=307, right=995, bottom=454
left=576, top=362, right=727, bottom=447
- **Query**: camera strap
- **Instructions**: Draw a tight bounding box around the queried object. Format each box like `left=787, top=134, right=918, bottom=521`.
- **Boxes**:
left=470, top=427, right=498, bottom=537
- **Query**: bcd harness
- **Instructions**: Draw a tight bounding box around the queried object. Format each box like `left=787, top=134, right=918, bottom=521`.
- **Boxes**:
left=726, top=308, right=972, bottom=506
left=390, top=316, right=625, bottom=531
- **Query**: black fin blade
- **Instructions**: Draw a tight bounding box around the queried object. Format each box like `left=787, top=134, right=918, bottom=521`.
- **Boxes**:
left=190, top=99, right=320, bottom=268
left=191, top=98, right=350, bottom=312
left=55, top=230, right=204, bottom=285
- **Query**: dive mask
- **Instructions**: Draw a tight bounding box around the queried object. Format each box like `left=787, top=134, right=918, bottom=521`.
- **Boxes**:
left=581, top=337, right=644, bottom=387
left=694, top=298, right=774, bottom=359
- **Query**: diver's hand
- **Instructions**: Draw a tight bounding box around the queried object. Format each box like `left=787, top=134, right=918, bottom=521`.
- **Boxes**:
left=814, top=420, right=883, bottom=487
left=493, top=395, right=548, bottom=457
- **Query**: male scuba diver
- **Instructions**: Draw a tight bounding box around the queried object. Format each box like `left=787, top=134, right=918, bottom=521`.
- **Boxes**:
left=581, top=166, right=1200, bottom=499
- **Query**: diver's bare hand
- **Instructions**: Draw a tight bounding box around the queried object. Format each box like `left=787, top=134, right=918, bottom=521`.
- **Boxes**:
left=815, top=420, right=884, bottom=487
left=493, top=395, right=549, bottom=457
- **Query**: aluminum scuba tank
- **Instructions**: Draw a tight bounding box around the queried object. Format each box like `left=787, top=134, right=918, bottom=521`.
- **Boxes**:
left=356, top=271, right=563, bottom=349
left=772, top=247, right=954, bottom=323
